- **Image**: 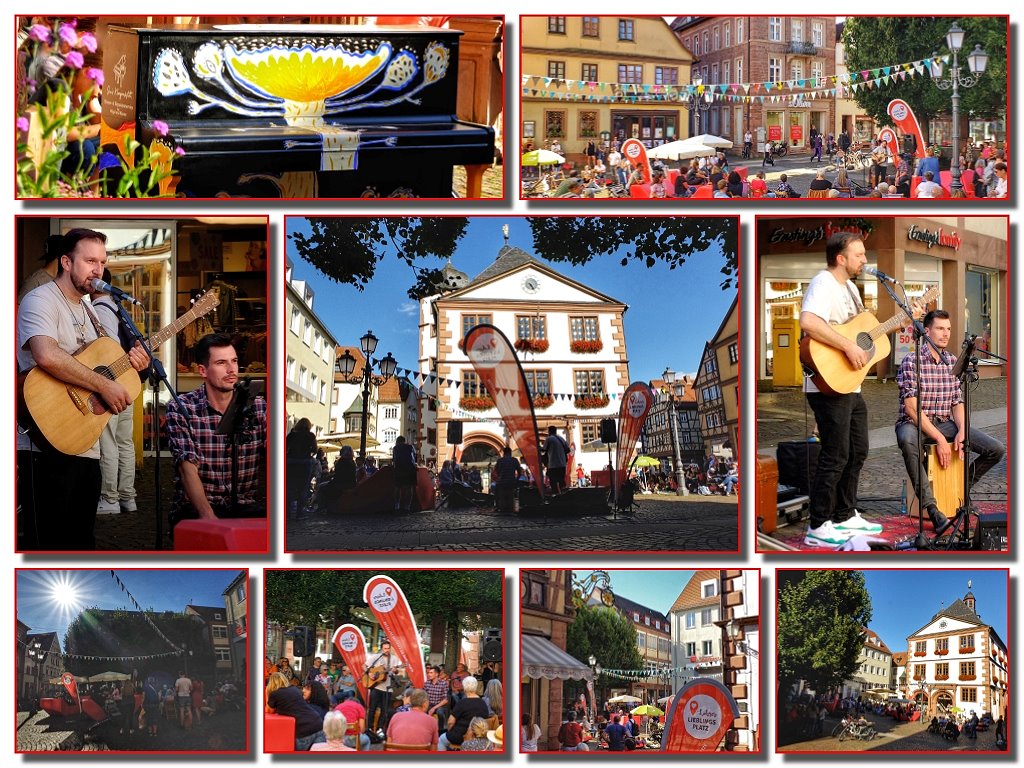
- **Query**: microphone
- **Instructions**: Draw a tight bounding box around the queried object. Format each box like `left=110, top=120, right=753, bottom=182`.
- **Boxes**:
left=951, top=335, right=978, bottom=379
left=863, top=266, right=899, bottom=284
left=90, top=278, right=143, bottom=306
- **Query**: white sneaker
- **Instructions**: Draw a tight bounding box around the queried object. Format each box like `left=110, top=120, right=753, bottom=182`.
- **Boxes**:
left=834, top=510, right=883, bottom=535
left=804, top=520, right=857, bottom=547
left=97, top=499, right=121, bottom=515
left=120, top=499, right=138, bottom=513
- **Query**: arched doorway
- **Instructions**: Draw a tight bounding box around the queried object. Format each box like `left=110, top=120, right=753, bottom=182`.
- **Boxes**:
left=461, top=442, right=500, bottom=465
left=934, top=691, right=954, bottom=713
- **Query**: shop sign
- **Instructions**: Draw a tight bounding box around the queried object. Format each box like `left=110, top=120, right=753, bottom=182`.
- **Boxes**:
left=768, top=219, right=872, bottom=248
left=906, top=225, right=962, bottom=251
left=790, top=124, right=803, bottom=141
left=768, top=125, right=782, bottom=141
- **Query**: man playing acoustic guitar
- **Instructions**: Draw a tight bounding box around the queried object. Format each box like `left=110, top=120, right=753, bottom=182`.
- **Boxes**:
left=16, top=229, right=150, bottom=550
left=363, top=639, right=404, bottom=739
left=799, top=232, right=885, bottom=548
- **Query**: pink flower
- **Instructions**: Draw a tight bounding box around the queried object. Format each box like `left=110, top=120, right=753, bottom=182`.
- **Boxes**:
left=65, top=50, right=84, bottom=69
left=86, top=67, right=104, bottom=86
left=58, top=23, right=78, bottom=47
left=175, top=147, right=186, bottom=157
left=79, top=32, right=98, bottom=53
left=28, top=24, right=51, bottom=43
left=152, top=120, right=169, bottom=137
left=17, top=116, right=30, bottom=132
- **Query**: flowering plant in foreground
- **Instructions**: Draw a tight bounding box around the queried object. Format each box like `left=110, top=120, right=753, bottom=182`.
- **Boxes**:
left=16, top=19, right=181, bottom=198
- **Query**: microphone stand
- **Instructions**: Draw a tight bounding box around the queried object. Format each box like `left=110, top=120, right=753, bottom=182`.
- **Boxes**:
left=111, top=298, right=187, bottom=551
left=875, top=277, right=938, bottom=550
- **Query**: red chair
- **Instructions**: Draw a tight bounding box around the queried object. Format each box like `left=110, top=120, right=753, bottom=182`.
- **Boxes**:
left=736, top=166, right=749, bottom=181
left=629, top=183, right=652, bottom=198
left=690, top=184, right=714, bottom=199
left=265, top=713, right=296, bottom=752
left=174, top=518, right=268, bottom=551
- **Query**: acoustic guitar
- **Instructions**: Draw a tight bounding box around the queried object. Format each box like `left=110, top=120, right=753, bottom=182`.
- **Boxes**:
left=19, top=291, right=220, bottom=455
left=362, top=662, right=405, bottom=689
left=799, top=286, right=939, bottom=396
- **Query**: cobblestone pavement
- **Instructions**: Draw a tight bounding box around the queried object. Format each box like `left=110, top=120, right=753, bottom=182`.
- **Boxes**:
left=732, top=153, right=878, bottom=196
left=287, top=494, right=739, bottom=553
left=16, top=708, right=247, bottom=752
left=453, top=164, right=504, bottom=198
left=780, top=713, right=1003, bottom=752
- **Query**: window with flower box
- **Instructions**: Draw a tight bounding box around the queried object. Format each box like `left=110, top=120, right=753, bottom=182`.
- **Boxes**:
left=935, top=663, right=949, bottom=680
left=913, top=664, right=925, bottom=680
left=578, top=111, right=598, bottom=139
left=524, top=370, right=553, bottom=408
left=959, top=634, right=976, bottom=652
left=959, top=661, right=976, bottom=680
left=935, top=637, right=949, bottom=655
left=460, top=371, right=493, bottom=410
left=914, top=640, right=927, bottom=656
left=570, top=316, right=602, bottom=353
left=515, top=315, right=548, bottom=353
left=544, top=110, right=566, bottom=139
left=574, top=370, right=608, bottom=408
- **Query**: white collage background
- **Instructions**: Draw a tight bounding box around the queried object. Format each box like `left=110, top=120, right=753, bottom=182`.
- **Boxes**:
left=3, top=0, right=1020, bottom=765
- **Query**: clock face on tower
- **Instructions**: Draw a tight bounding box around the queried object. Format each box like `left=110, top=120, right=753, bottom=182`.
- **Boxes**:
left=521, top=276, right=541, bottom=294
left=939, top=620, right=948, bottom=629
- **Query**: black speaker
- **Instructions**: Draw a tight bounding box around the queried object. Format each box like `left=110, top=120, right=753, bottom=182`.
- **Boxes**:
left=482, top=628, right=502, bottom=662
left=972, top=511, right=1007, bottom=551
left=600, top=418, right=617, bottom=444
left=447, top=420, right=463, bottom=444
left=291, top=625, right=316, bottom=657
left=776, top=441, right=821, bottom=495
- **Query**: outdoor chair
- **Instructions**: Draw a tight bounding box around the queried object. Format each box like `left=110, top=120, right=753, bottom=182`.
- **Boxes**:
left=806, top=188, right=830, bottom=199
left=384, top=741, right=432, bottom=752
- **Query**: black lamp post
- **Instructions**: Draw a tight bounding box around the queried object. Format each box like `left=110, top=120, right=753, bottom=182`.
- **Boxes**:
left=337, top=330, right=398, bottom=459
left=662, top=369, right=686, bottom=497
left=28, top=640, right=44, bottom=703
left=684, top=77, right=713, bottom=138
left=930, top=22, right=989, bottom=195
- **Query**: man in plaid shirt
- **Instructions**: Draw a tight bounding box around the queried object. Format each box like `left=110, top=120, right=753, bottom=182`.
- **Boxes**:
left=896, top=310, right=1004, bottom=533
left=423, top=665, right=450, bottom=733
left=166, top=333, right=267, bottom=531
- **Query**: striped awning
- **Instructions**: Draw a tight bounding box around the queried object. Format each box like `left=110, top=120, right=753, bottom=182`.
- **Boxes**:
left=522, top=634, right=593, bottom=681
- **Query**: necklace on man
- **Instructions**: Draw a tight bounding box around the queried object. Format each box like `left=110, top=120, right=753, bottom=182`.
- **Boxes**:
left=54, top=281, right=89, bottom=347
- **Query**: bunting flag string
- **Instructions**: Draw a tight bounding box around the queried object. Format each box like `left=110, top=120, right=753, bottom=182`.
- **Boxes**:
left=598, top=662, right=723, bottom=680
left=64, top=650, right=185, bottom=661
left=108, top=570, right=187, bottom=655
left=522, top=53, right=949, bottom=106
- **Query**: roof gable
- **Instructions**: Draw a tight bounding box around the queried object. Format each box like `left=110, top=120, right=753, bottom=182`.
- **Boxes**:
left=668, top=569, right=719, bottom=614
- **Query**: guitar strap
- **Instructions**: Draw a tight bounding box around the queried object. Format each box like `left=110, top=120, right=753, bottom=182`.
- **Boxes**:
left=844, top=282, right=865, bottom=320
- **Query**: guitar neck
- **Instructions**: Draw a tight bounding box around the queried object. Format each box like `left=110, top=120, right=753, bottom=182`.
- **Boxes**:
left=866, top=287, right=940, bottom=342
left=101, top=303, right=214, bottom=379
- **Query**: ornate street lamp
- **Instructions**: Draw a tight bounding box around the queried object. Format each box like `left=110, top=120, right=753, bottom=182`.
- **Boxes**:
left=684, top=77, right=714, bottom=138
left=930, top=22, right=989, bottom=195
left=662, top=369, right=686, bottom=497
left=337, top=330, right=398, bottom=459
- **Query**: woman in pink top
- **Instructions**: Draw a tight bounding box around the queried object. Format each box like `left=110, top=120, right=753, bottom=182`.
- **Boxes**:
left=310, top=711, right=356, bottom=751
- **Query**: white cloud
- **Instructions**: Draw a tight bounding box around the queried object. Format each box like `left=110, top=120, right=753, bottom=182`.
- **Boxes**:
left=397, top=301, right=417, bottom=316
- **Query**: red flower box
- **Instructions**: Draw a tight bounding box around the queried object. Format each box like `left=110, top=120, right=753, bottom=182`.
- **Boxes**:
left=914, top=652, right=927, bottom=657
left=936, top=649, right=949, bottom=656
left=532, top=394, right=554, bottom=409
left=570, top=339, right=603, bottom=353
left=959, top=675, right=977, bottom=681
left=514, top=338, right=549, bottom=353
left=935, top=675, right=949, bottom=681
left=460, top=395, right=495, bottom=411
left=574, top=394, right=610, bottom=409
left=960, top=647, right=976, bottom=654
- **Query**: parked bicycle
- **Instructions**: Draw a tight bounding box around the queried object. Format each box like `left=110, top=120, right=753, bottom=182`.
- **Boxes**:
left=835, top=716, right=877, bottom=741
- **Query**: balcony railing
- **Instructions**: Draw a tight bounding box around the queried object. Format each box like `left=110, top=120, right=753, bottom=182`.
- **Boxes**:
left=786, top=41, right=818, bottom=55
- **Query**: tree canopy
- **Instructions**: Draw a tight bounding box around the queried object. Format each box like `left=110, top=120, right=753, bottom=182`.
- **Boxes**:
left=63, top=608, right=215, bottom=681
left=566, top=603, right=644, bottom=694
left=842, top=17, right=1007, bottom=136
left=777, top=570, right=872, bottom=696
left=288, top=217, right=738, bottom=299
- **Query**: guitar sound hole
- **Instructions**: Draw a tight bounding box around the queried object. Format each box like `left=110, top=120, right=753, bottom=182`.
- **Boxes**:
left=856, top=333, right=873, bottom=351
left=94, top=365, right=116, bottom=381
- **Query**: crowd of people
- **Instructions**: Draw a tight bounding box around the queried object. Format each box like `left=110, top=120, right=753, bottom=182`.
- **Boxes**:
left=264, top=652, right=503, bottom=752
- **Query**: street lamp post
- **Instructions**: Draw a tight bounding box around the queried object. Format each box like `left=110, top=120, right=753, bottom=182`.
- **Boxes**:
left=929, top=22, right=989, bottom=195
left=588, top=654, right=603, bottom=715
left=684, top=77, right=713, bottom=138
left=337, top=330, right=398, bottom=460
left=28, top=640, right=43, bottom=705
left=662, top=369, right=686, bottom=496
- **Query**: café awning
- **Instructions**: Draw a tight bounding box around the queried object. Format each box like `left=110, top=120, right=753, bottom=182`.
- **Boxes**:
left=521, top=634, right=592, bottom=681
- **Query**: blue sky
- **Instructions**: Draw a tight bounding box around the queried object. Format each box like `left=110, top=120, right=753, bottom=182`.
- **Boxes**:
left=17, top=570, right=244, bottom=641
left=574, top=569, right=696, bottom=617
left=863, top=570, right=1008, bottom=652
left=286, top=217, right=735, bottom=383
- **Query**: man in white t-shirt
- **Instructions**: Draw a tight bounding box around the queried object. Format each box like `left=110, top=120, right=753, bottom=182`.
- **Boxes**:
left=174, top=672, right=192, bottom=728
left=798, top=232, right=883, bottom=547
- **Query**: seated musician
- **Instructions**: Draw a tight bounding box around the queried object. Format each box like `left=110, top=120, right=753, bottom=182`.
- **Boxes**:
left=165, top=332, right=267, bottom=531
left=895, top=310, right=1005, bottom=534
left=16, top=229, right=150, bottom=550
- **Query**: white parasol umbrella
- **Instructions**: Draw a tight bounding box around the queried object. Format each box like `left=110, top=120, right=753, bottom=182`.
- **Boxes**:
left=647, top=141, right=717, bottom=161
left=608, top=694, right=643, bottom=703
left=521, top=149, right=566, bottom=166
left=88, top=671, right=131, bottom=683
left=681, top=134, right=733, bottom=149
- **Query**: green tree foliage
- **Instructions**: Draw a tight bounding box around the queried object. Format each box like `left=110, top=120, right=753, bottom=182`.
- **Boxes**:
left=264, top=570, right=503, bottom=667
left=289, top=217, right=738, bottom=299
left=566, top=604, right=644, bottom=696
left=842, top=17, right=1006, bottom=136
left=63, top=608, right=215, bottom=681
left=777, top=570, right=872, bottom=696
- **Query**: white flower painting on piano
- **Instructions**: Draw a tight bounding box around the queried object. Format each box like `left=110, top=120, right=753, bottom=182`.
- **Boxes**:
left=152, top=37, right=450, bottom=125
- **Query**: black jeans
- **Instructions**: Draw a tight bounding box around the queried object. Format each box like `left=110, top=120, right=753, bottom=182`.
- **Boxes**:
left=367, top=688, right=392, bottom=734
left=18, top=449, right=100, bottom=550
left=805, top=393, right=869, bottom=528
